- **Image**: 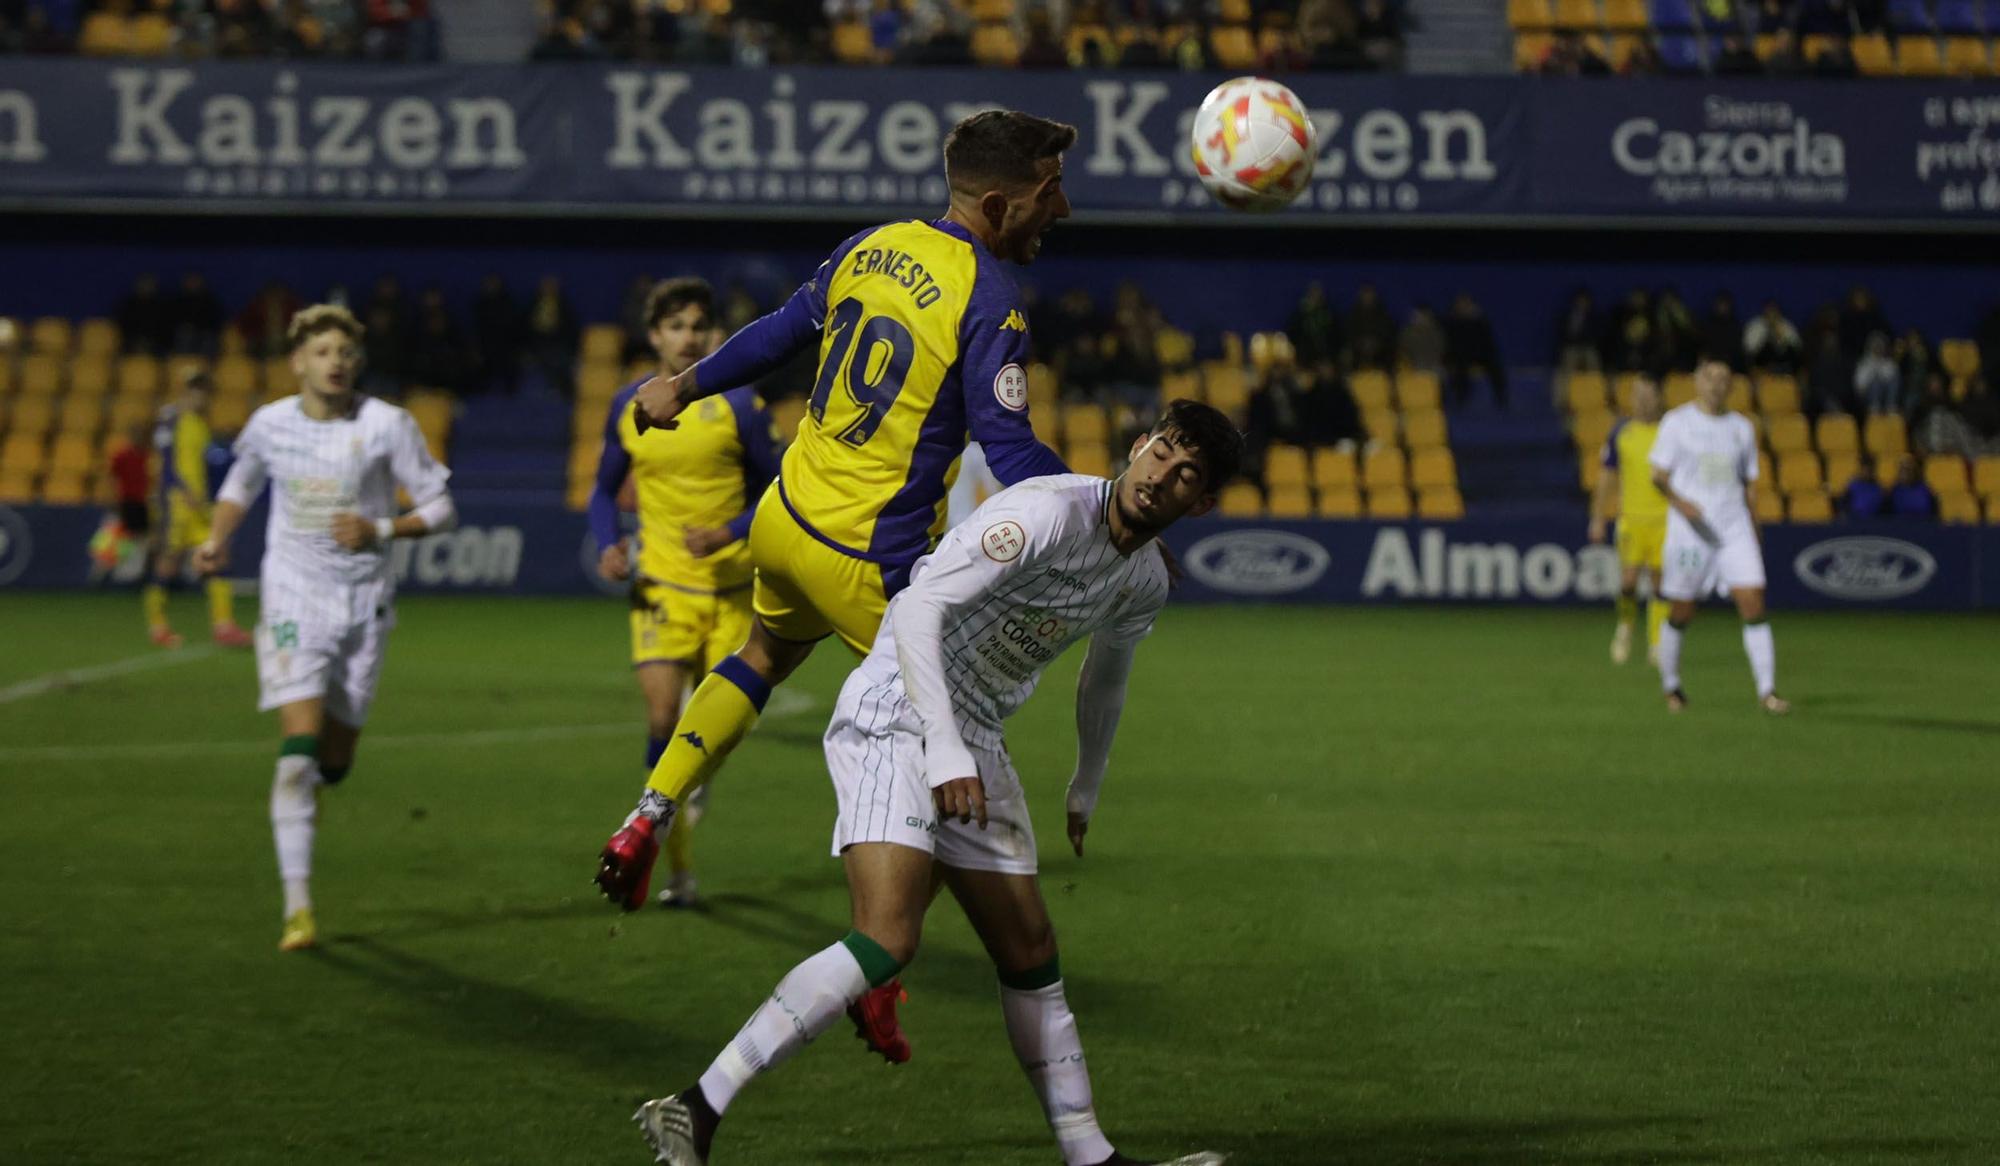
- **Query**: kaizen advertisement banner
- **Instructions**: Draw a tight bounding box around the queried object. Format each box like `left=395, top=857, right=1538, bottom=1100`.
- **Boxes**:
left=0, top=61, right=1993, bottom=224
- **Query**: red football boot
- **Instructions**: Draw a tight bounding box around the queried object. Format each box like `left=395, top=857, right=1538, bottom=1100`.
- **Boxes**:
left=848, top=979, right=912, bottom=1064
left=595, top=818, right=660, bottom=912
left=212, top=622, right=254, bottom=649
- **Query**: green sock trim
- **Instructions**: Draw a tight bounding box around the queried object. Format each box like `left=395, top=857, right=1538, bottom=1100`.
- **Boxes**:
left=840, top=930, right=903, bottom=989
left=998, top=954, right=1062, bottom=991
left=280, top=734, right=319, bottom=758
left=1743, top=617, right=1769, bottom=627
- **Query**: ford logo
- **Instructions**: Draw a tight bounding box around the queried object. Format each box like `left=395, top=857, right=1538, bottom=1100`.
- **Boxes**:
left=1792, top=536, right=1936, bottom=601
left=1183, top=530, right=1330, bottom=595
left=0, top=505, right=32, bottom=587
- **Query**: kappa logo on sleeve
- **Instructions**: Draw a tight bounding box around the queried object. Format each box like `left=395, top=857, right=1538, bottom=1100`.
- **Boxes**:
left=981, top=520, right=1027, bottom=563
left=993, top=363, right=1029, bottom=412
left=999, top=310, right=1028, bottom=332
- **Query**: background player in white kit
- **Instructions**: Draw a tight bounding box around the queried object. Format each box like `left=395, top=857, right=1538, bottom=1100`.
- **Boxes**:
left=632, top=401, right=1242, bottom=1166
left=193, top=306, right=458, bottom=950
left=1648, top=360, right=1789, bottom=715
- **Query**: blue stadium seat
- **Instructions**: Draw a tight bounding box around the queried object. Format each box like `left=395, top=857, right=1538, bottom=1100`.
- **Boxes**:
left=1934, top=0, right=1980, bottom=31
left=1651, top=0, right=1697, bottom=31
left=1889, top=0, right=1935, bottom=31
left=1659, top=31, right=1706, bottom=67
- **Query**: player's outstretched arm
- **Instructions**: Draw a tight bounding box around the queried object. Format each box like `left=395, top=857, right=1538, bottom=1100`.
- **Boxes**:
left=193, top=499, right=247, bottom=576
left=196, top=425, right=271, bottom=574
left=587, top=394, right=636, bottom=579
left=1066, top=629, right=1144, bottom=857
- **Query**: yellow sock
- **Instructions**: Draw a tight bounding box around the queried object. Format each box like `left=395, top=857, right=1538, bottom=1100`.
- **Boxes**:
left=1646, top=598, right=1667, bottom=649
left=143, top=584, right=169, bottom=632
left=206, top=577, right=235, bottom=628
left=645, top=657, right=771, bottom=802
left=1615, top=594, right=1637, bottom=628
left=663, top=809, right=694, bottom=875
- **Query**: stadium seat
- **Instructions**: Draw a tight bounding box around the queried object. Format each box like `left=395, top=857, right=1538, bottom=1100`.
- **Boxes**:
left=1650, top=0, right=1697, bottom=29
left=971, top=23, right=1020, bottom=66
left=1815, top=413, right=1859, bottom=456
left=117, top=354, right=161, bottom=398
left=1787, top=489, right=1834, bottom=524
left=1973, top=455, right=2000, bottom=499
left=107, top=394, right=154, bottom=434
left=1852, top=33, right=1894, bottom=73
left=1063, top=403, right=1108, bottom=445
left=1312, top=447, right=1357, bottom=491
left=1889, top=0, right=1936, bottom=31
left=7, top=397, right=55, bottom=439
left=213, top=356, right=257, bottom=396
left=1030, top=406, right=1059, bottom=447
left=1509, top=0, right=1556, bottom=28
left=1756, top=374, right=1800, bottom=415
left=1725, top=379, right=1753, bottom=415
left=1203, top=363, right=1248, bottom=413
left=1663, top=373, right=1696, bottom=408
left=1348, top=369, right=1393, bottom=412
left=48, top=433, right=93, bottom=474
left=1766, top=413, right=1810, bottom=454
left=1219, top=481, right=1262, bottom=518
left=164, top=355, right=209, bottom=392
left=41, top=469, right=88, bottom=505
left=1068, top=444, right=1113, bottom=478
left=1578, top=451, right=1602, bottom=492
left=1573, top=410, right=1613, bottom=456
left=1317, top=486, right=1363, bottom=519
left=18, top=354, right=62, bottom=398
left=1411, top=447, right=1457, bottom=489
left=1403, top=409, right=1449, bottom=450
left=2, top=432, right=47, bottom=476
left=832, top=20, right=875, bottom=63
left=1823, top=453, right=1861, bottom=492
left=1778, top=451, right=1823, bottom=492
left=1265, top=444, right=1309, bottom=489
left=1938, top=338, right=1979, bottom=377
left=1925, top=454, right=1969, bottom=493
left=1210, top=25, right=1257, bottom=68
left=1864, top=414, right=1908, bottom=458
left=1943, top=36, right=1991, bottom=73
left=76, top=319, right=119, bottom=358
left=575, top=362, right=623, bottom=404
left=211, top=394, right=251, bottom=434
left=1514, top=31, right=1554, bottom=69
left=1554, top=0, right=1600, bottom=29
left=1418, top=485, right=1466, bottom=520
left=1565, top=371, right=1609, bottom=413
left=1266, top=485, right=1313, bottom=519
left=1753, top=489, right=1785, bottom=524
left=28, top=317, right=71, bottom=355
left=1603, top=0, right=1648, bottom=29
left=1935, top=0, right=1982, bottom=33
left=1362, top=408, right=1400, bottom=444
left=1897, top=36, right=1948, bottom=74
left=1363, top=446, right=1407, bottom=490
left=580, top=324, right=624, bottom=365
left=1938, top=490, right=1981, bottom=524
left=972, top=0, right=1013, bottom=19
left=129, top=12, right=173, bottom=54
left=1366, top=486, right=1413, bottom=519
left=1394, top=370, right=1442, bottom=411
left=69, top=357, right=112, bottom=398
left=1028, top=363, right=1060, bottom=405
left=57, top=396, right=104, bottom=437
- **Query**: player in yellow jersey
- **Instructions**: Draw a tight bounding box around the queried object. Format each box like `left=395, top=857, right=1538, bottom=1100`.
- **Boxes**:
left=589, top=278, right=781, bottom=908
left=1588, top=374, right=1668, bottom=665
left=144, top=369, right=252, bottom=650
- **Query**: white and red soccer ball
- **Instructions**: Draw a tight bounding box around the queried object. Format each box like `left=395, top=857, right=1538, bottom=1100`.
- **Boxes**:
left=1190, top=77, right=1317, bottom=213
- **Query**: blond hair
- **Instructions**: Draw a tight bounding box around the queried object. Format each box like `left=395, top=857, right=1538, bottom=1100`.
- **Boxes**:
left=286, top=304, right=364, bottom=352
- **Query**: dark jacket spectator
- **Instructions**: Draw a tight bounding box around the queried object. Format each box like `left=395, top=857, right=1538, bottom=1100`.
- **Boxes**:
left=407, top=287, right=467, bottom=394
left=1286, top=282, right=1342, bottom=374
left=116, top=274, right=173, bottom=356
left=1620, top=37, right=1664, bottom=75
left=1765, top=28, right=1810, bottom=74
left=1912, top=374, right=1978, bottom=457
left=1806, top=332, right=1855, bottom=416
left=1398, top=305, right=1445, bottom=376
left=1895, top=328, right=1931, bottom=400
left=1344, top=284, right=1396, bottom=370
left=1963, top=375, right=2000, bottom=442
left=234, top=281, right=305, bottom=360
left=361, top=299, right=408, bottom=397
left=1017, top=10, right=1067, bottom=67
left=1838, top=285, right=1890, bottom=361
left=1744, top=300, right=1804, bottom=373
left=168, top=272, right=224, bottom=357
left=1354, top=0, right=1401, bottom=69
left=1698, top=292, right=1744, bottom=370
left=471, top=274, right=521, bottom=394
left=1812, top=39, right=1859, bottom=76
left=1889, top=457, right=1936, bottom=517
left=619, top=274, right=656, bottom=363
left=1652, top=289, right=1699, bottom=372
left=524, top=275, right=581, bottom=393
left=1714, top=35, right=1763, bottom=74
left=1247, top=352, right=1362, bottom=468
left=1605, top=290, right=1655, bottom=372
left=1975, top=305, right=2000, bottom=381
left=1443, top=293, right=1506, bottom=408
left=1056, top=333, right=1109, bottom=401
left=1555, top=290, right=1601, bottom=371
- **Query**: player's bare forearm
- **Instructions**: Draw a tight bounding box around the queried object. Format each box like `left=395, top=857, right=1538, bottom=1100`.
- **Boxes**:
left=194, top=500, right=247, bottom=574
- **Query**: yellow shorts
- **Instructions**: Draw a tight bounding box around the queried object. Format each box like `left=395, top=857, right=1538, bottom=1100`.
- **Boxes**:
left=630, top=578, right=753, bottom=672
left=748, top=487, right=896, bottom=657
left=1616, top=516, right=1666, bottom=574
left=164, top=498, right=211, bottom=553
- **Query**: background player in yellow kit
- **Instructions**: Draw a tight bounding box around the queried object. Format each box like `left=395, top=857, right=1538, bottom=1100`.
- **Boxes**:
left=589, top=278, right=780, bottom=907
left=145, top=369, right=252, bottom=650
left=1589, top=374, right=1667, bottom=666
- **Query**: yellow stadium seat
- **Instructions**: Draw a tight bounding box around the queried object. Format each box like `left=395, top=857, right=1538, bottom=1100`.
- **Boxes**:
left=1777, top=451, right=1822, bottom=492
left=1756, top=375, right=1800, bottom=415
left=117, top=354, right=162, bottom=398
left=1348, top=369, right=1392, bottom=412
left=1508, top=0, right=1554, bottom=29
left=1565, top=373, right=1609, bottom=414
left=972, top=0, right=1013, bottom=20
left=1663, top=373, right=1696, bottom=408
left=214, top=356, right=257, bottom=396
left=1973, top=456, right=2000, bottom=499
left=1514, top=31, right=1553, bottom=70
left=1938, top=490, right=1980, bottom=524
left=1210, top=25, right=1256, bottom=69
left=832, top=20, right=875, bottom=63
left=1787, top=489, right=1833, bottom=524
left=1203, top=363, right=1248, bottom=412
left=1030, top=407, right=1060, bottom=447
left=1852, top=33, right=1893, bottom=74
left=1944, top=37, right=1991, bottom=76
left=1264, top=444, right=1309, bottom=489
left=256, top=359, right=293, bottom=400
left=41, top=468, right=88, bottom=505
left=1155, top=329, right=1196, bottom=370
left=28, top=317, right=71, bottom=355
left=565, top=477, right=593, bottom=512
left=573, top=399, right=611, bottom=444
left=576, top=362, right=624, bottom=403
left=580, top=324, right=624, bottom=364
left=1362, top=409, right=1399, bottom=444
left=1725, top=380, right=1753, bottom=416
left=1823, top=453, right=1861, bottom=492
left=165, top=355, right=210, bottom=391
left=1267, top=485, right=1313, bottom=519
left=1611, top=373, right=1643, bottom=413
left=129, top=12, right=173, bottom=55
left=1363, top=446, right=1407, bottom=490
left=1418, top=485, right=1466, bottom=520
left=1573, top=411, right=1614, bottom=455
left=1411, top=447, right=1458, bottom=489
left=1219, top=481, right=1262, bottom=518
left=0, top=470, right=36, bottom=503
left=2, top=432, right=48, bottom=475
left=1938, top=338, right=1979, bottom=377
left=1067, top=444, right=1113, bottom=478
left=1766, top=413, right=1810, bottom=454
left=1988, top=496, right=2000, bottom=524
left=1925, top=454, right=1969, bottom=494
left=106, top=394, right=154, bottom=434
left=1753, top=488, right=1785, bottom=524
left=1402, top=409, right=1449, bottom=450
left=971, top=22, right=1021, bottom=66
left=1602, top=0, right=1647, bottom=30
left=1552, top=0, right=1598, bottom=26
left=1394, top=371, right=1441, bottom=412
left=1815, top=413, right=1859, bottom=456
left=1311, top=448, right=1356, bottom=491
left=1757, top=450, right=1775, bottom=483
left=1366, top=486, right=1413, bottom=519
left=19, top=354, right=63, bottom=398
left=1028, top=363, right=1059, bottom=405
left=1159, top=368, right=1200, bottom=408
left=211, top=394, right=251, bottom=434
left=1063, top=404, right=1108, bottom=445
left=1863, top=414, right=1907, bottom=458
left=68, top=356, right=112, bottom=399
left=49, top=433, right=94, bottom=474
left=1897, top=36, right=1946, bottom=76
left=76, top=319, right=120, bottom=358
left=8, top=397, right=55, bottom=439
left=57, top=396, right=104, bottom=437
left=1317, top=486, right=1363, bottom=518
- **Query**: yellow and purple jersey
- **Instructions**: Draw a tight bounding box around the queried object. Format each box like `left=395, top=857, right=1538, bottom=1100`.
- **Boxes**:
left=1602, top=417, right=1668, bottom=524
left=683, top=218, right=1066, bottom=574
left=589, top=382, right=780, bottom=594
left=153, top=405, right=212, bottom=512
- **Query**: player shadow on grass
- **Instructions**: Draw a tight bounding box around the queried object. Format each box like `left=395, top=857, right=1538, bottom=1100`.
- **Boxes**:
left=318, top=898, right=610, bottom=943
left=1819, top=710, right=2000, bottom=738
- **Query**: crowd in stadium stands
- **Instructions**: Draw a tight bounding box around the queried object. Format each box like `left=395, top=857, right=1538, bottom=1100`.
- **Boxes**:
left=530, top=0, right=1406, bottom=70
left=0, top=0, right=439, bottom=58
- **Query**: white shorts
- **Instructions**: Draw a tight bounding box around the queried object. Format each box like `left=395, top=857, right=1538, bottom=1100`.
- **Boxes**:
left=823, top=682, right=1038, bottom=876
left=255, top=586, right=396, bottom=726
left=1660, top=521, right=1765, bottom=602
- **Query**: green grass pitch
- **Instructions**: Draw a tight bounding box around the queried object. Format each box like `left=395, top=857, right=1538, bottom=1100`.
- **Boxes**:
left=2, top=592, right=1995, bottom=1165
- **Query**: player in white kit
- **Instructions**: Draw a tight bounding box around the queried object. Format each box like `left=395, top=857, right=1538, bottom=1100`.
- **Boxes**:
left=631, top=401, right=1241, bottom=1166
left=193, top=305, right=458, bottom=950
left=1648, top=360, right=1789, bottom=715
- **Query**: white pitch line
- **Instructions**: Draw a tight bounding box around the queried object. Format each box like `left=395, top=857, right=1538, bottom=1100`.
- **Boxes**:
left=0, top=686, right=818, bottom=764
left=0, top=645, right=219, bottom=705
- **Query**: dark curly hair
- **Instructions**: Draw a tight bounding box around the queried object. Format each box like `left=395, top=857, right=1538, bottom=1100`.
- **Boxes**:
left=1151, top=399, right=1244, bottom=489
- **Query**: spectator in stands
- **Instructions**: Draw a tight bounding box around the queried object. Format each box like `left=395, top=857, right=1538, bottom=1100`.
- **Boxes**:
left=1974, top=304, right=2000, bottom=380
left=1246, top=337, right=1361, bottom=479
left=1888, top=456, right=1936, bottom=517
left=1257, top=10, right=1309, bottom=72
left=1842, top=456, right=1885, bottom=517
left=1838, top=285, right=1890, bottom=361
left=1744, top=299, right=1804, bottom=373
left=234, top=280, right=304, bottom=359
left=407, top=286, right=467, bottom=394
left=1620, top=37, right=1664, bottom=75
left=1750, top=0, right=1797, bottom=31
left=1605, top=289, right=1655, bottom=372
left=1040, top=287, right=1101, bottom=360
left=1806, top=331, right=1855, bottom=417
left=1714, top=34, right=1764, bottom=74
left=1354, top=0, right=1401, bottom=70
left=1764, top=27, right=1810, bottom=74
left=361, top=296, right=408, bottom=397
left=532, top=0, right=606, bottom=58
left=363, top=0, right=437, bottom=60
left=1962, top=375, right=2000, bottom=447
left=1798, top=0, right=1859, bottom=34
left=1114, top=24, right=1164, bottom=68
left=1102, top=283, right=1164, bottom=413
left=1854, top=332, right=1902, bottom=416
left=1539, top=30, right=1610, bottom=75
left=116, top=273, right=173, bottom=356
left=1554, top=290, right=1602, bottom=373
left=1698, top=292, right=1744, bottom=370
left=524, top=274, right=581, bottom=395
left=897, top=0, right=970, bottom=64
left=719, top=284, right=760, bottom=333
left=1812, top=37, right=1858, bottom=75
left=1912, top=373, right=1978, bottom=457
left=1018, top=9, right=1067, bottom=67
left=16, top=3, right=74, bottom=53
left=619, top=273, right=656, bottom=363
left=1894, top=328, right=1931, bottom=403
left=1287, top=282, right=1342, bottom=378
left=1344, top=283, right=1396, bottom=371
left=1398, top=303, right=1445, bottom=377
left=1444, top=292, right=1506, bottom=409
left=169, top=271, right=223, bottom=357
left=471, top=274, right=520, bottom=395
left=1652, top=288, right=1699, bottom=372
left=364, top=274, right=409, bottom=354
left=1055, top=332, right=1109, bottom=402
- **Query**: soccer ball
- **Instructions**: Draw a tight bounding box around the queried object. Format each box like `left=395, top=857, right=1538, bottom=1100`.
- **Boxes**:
left=1190, top=77, right=1317, bottom=213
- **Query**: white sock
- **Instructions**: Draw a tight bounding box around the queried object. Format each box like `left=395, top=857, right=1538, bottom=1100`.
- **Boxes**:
left=1657, top=621, right=1684, bottom=693
left=1001, top=980, right=1116, bottom=1166
left=1742, top=621, right=1776, bottom=698
left=697, top=941, right=867, bottom=1115
left=270, top=754, right=320, bottom=913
